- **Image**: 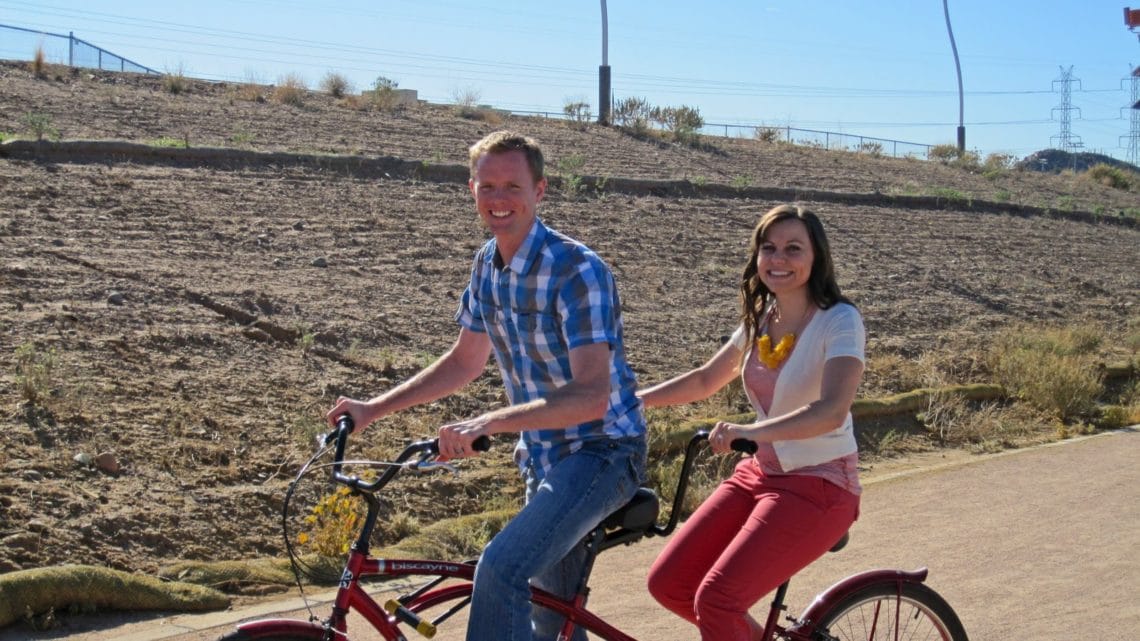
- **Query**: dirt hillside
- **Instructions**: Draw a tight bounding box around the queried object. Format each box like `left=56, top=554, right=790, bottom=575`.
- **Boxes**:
left=1, top=60, right=1138, bottom=588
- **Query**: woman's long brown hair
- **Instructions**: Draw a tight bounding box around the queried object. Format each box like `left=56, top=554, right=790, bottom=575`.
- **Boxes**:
left=739, top=204, right=852, bottom=350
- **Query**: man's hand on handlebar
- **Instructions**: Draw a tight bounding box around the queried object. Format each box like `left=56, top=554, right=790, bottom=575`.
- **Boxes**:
left=324, top=396, right=380, bottom=436
left=437, top=417, right=494, bottom=461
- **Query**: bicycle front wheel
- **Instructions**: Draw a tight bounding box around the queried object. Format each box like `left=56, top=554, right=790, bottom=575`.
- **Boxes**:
left=811, top=581, right=968, bottom=641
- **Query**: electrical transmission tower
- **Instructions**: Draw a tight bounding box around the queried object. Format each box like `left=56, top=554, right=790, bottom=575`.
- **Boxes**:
left=1051, top=66, right=1084, bottom=152
left=1122, top=66, right=1140, bottom=166
left=1124, top=9, right=1140, bottom=165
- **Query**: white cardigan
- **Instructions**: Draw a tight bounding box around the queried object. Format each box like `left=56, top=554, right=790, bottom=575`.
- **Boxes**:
left=731, top=302, right=865, bottom=471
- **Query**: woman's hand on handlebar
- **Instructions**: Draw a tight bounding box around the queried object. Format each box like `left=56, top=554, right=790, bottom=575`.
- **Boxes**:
left=708, top=422, right=759, bottom=455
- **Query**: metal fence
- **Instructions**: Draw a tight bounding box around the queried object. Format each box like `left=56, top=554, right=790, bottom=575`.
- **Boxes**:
left=0, top=23, right=158, bottom=75
left=509, top=108, right=931, bottom=159
left=701, top=122, right=932, bottom=158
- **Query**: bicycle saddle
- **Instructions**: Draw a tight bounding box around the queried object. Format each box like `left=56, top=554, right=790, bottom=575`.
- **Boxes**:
left=601, top=487, right=660, bottom=531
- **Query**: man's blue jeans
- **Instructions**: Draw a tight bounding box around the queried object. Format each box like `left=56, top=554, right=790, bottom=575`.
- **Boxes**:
left=465, top=436, right=647, bottom=641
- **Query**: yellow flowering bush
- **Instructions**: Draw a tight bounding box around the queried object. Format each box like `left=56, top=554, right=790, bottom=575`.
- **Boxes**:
left=298, top=486, right=367, bottom=557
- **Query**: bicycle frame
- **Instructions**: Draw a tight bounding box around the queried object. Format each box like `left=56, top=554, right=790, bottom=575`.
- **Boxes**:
left=232, top=549, right=640, bottom=641
left=226, top=421, right=956, bottom=641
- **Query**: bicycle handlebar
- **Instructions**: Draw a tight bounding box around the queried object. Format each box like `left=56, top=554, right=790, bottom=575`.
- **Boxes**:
left=324, top=414, right=491, bottom=493
left=647, top=431, right=756, bottom=538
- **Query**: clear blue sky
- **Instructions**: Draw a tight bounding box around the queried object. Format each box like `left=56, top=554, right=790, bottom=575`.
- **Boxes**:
left=3, top=0, right=1138, bottom=162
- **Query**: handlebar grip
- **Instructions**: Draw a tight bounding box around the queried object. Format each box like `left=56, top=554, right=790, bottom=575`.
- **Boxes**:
left=323, top=414, right=356, bottom=446
left=336, top=414, right=355, bottom=433
left=472, top=435, right=491, bottom=452
left=731, top=438, right=758, bottom=455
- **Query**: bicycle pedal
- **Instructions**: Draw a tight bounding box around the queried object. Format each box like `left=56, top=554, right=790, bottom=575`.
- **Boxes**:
left=384, top=599, right=437, bottom=638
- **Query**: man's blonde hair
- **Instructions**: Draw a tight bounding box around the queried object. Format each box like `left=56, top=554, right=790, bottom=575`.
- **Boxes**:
left=468, top=131, right=545, bottom=183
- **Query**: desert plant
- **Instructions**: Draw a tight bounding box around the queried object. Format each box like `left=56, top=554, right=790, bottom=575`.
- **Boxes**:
left=450, top=85, right=482, bottom=117
left=652, top=105, right=704, bottom=143
left=612, top=96, right=653, bottom=135
left=928, top=144, right=960, bottom=162
left=31, top=44, right=47, bottom=79
left=927, top=186, right=968, bottom=203
left=1084, top=163, right=1134, bottom=191
left=319, top=72, right=352, bottom=98
left=273, top=73, right=307, bottom=107
left=754, top=126, right=781, bottom=143
left=162, top=64, right=189, bottom=94
left=556, top=154, right=588, bottom=196
left=370, top=76, right=400, bottom=110
left=982, top=152, right=1016, bottom=179
left=149, top=136, right=187, bottom=148
left=15, top=343, right=55, bottom=406
left=990, top=325, right=1105, bottom=420
left=563, top=100, right=591, bottom=125
left=230, top=129, right=255, bottom=146
left=21, top=112, right=59, bottom=142
left=856, top=140, right=883, bottom=157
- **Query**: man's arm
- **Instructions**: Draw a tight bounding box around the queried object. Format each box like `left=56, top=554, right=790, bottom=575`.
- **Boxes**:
left=326, top=327, right=492, bottom=431
left=437, top=341, right=612, bottom=457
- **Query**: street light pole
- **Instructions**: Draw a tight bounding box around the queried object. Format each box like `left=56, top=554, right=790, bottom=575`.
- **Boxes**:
left=598, top=0, right=611, bottom=125
left=943, top=0, right=965, bottom=152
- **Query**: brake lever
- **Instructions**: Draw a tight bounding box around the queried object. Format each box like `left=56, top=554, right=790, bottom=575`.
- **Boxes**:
left=405, top=459, right=459, bottom=476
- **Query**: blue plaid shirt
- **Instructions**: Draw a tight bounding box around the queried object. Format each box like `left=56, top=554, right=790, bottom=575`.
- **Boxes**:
left=456, top=218, right=646, bottom=480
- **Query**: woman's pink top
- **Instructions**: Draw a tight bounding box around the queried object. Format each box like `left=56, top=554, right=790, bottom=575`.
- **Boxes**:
left=741, top=326, right=862, bottom=496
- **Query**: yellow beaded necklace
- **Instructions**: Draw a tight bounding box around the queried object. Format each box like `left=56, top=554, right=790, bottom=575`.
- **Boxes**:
left=755, top=302, right=810, bottom=369
left=755, top=333, right=795, bottom=369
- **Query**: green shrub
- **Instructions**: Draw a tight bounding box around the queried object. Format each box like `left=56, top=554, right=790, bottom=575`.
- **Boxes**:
left=369, top=76, right=400, bottom=110
left=652, top=105, right=703, bottom=143
left=556, top=154, right=588, bottom=196
left=21, top=112, right=59, bottom=142
left=613, top=96, right=652, bottom=135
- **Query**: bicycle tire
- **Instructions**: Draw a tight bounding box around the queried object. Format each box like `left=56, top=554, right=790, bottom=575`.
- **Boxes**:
left=810, top=581, right=968, bottom=641
left=216, top=632, right=322, bottom=641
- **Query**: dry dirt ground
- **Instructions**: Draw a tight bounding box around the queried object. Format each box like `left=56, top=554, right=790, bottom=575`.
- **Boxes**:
left=0, top=60, right=1138, bottom=621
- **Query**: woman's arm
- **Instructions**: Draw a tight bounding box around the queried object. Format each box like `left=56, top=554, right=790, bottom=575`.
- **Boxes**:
left=709, top=355, right=863, bottom=451
left=638, top=339, right=742, bottom=408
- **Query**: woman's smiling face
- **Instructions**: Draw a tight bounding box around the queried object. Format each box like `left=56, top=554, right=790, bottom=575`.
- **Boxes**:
left=756, top=218, right=814, bottom=296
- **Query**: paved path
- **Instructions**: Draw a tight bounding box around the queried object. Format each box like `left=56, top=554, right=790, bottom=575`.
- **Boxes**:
left=6, top=428, right=1137, bottom=641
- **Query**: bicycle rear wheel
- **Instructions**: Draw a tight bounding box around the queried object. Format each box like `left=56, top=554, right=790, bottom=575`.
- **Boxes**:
left=217, top=632, right=321, bottom=641
left=811, top=581, right=968, bottom=641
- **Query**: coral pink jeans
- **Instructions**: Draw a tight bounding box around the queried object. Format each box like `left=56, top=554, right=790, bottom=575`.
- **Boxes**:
left=647, top=459, right=859, bottom=641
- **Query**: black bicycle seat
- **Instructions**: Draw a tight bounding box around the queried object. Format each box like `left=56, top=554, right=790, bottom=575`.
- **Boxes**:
left=601, top=487, right=660, bottom=531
